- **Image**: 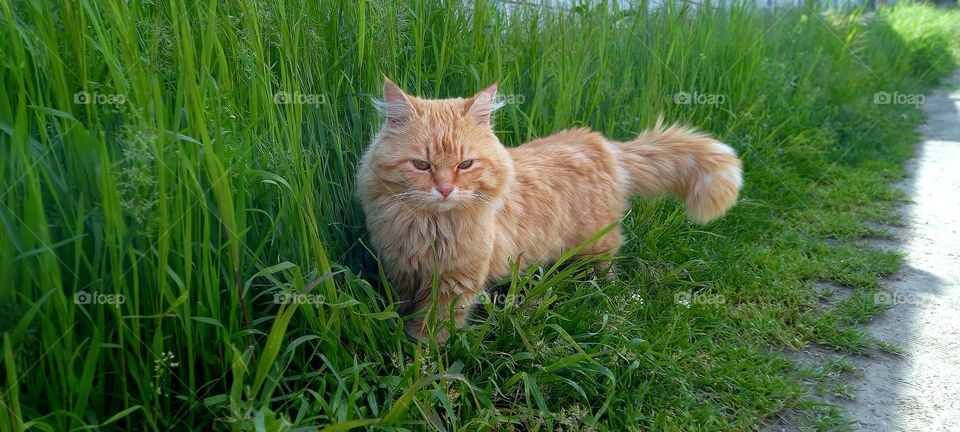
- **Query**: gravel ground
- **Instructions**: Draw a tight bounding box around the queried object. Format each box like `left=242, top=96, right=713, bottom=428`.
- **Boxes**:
left=840, top=72, right=960, bottom=431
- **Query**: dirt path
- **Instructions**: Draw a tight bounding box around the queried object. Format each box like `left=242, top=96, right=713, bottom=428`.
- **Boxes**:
left=839, top=73, right=960, bottom=430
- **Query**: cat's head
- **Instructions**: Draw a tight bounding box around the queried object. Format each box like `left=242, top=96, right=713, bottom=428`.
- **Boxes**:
left=358, top=79, right=514, bottom=212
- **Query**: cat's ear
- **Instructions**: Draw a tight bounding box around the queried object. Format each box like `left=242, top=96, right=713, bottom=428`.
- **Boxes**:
left=382, top=78, right=417, bottom=127
left=464, top=82, right=501, bottom=126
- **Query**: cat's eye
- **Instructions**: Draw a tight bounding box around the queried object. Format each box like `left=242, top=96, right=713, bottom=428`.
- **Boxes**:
left=410, top=159, right=430, bottom=170
left=457, top=160, right=474, bottom=170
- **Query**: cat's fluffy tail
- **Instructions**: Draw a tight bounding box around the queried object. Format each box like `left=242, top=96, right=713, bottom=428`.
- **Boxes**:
left=612, top=118, right=743, bottom=224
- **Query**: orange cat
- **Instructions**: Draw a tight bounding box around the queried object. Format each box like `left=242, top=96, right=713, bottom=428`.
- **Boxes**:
left=356, top=80, right=742, bottom=341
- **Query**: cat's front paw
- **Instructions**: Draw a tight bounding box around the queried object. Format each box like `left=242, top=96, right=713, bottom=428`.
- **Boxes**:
left=404, top=317, right=451, bottom=343
left=592, top=261, right=618, bottom=284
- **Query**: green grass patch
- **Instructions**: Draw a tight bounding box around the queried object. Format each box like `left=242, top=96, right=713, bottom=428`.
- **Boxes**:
left=0, top=0, right=958, bottom=430
left=883, top=3, right=960, bottom=83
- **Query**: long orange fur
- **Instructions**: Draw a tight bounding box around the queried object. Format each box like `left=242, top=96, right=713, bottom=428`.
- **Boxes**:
left=356, top=80, right=743, bottom=341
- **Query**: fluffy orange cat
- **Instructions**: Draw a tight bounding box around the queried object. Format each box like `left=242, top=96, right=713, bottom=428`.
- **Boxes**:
left=356, top=80, right=742, bottom=341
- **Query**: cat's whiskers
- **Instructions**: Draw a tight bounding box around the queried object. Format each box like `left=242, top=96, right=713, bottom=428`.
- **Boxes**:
left=466, top=192, right=499, bottom=209
left=384, top=190, right=424, bottom=207
left=393, top=191, right=437, bottom=211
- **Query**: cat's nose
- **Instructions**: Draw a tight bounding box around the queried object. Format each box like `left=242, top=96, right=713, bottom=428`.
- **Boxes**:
left=436, top=185, right=454, bottom=198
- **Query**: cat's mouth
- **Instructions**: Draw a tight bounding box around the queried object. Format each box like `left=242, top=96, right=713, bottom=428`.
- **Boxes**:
left=426, top=187, right=465, bottom=211
left=399, top=189, right=490, bottom=212
left=424, top=191, right=471, bottom=212
left=431, top=200, right=459, bottom=211
left=431, top=192, right=469, bottom=211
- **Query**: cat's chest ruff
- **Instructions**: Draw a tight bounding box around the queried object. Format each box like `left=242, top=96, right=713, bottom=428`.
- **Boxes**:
left=387, top=209, right=491, bottom=262
left=401, top=212, right=472, bottom=245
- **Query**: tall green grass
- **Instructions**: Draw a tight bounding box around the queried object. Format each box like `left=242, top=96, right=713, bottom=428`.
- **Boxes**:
left=883, top=3, right=960, bottom=82
left=0, top=0, right=956, bottom=430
